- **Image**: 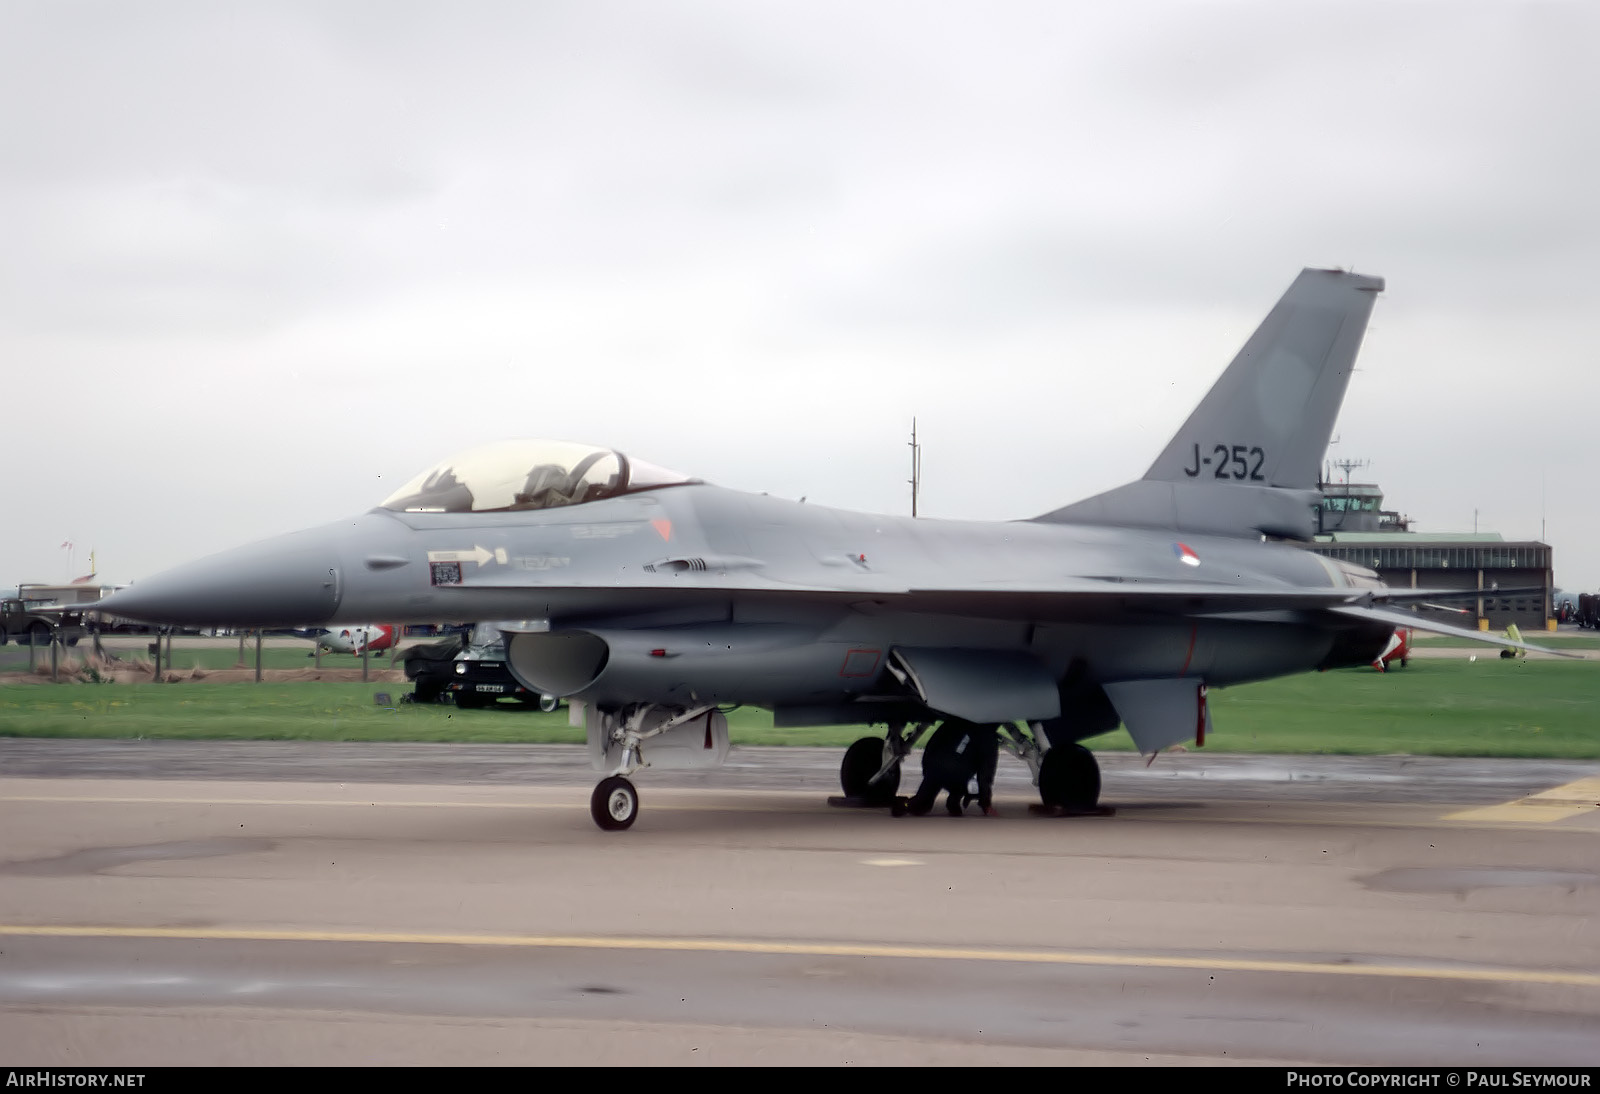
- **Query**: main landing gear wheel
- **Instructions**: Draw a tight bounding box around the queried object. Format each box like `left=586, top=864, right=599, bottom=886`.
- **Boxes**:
left=1038, top=744, right=1101, bottom=813
left=591, top=776, right=639, bottom=831
left=840, top=736, right=899, bottom=804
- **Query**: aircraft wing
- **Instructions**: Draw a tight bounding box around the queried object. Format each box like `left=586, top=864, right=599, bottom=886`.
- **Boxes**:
left=474, top=571, right=1558, bottom=639
left=890, top=582, right=1368, bottom=621
left=518, top=576, right=1424, bottom=623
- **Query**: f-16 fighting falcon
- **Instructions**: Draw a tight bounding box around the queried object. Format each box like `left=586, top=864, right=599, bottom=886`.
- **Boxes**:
left=98, top=269, right=1559, bottom=830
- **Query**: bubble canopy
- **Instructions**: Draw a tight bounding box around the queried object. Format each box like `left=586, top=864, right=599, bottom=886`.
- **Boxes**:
left=380, top=440, right=695, bottom=514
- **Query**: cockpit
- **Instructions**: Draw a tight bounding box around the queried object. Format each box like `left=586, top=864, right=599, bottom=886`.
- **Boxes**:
left=380, top=439, right=696, bottom=514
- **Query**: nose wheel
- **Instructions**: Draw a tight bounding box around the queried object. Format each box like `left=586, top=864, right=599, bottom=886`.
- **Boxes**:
left=591, top=776, right=639, bottom=831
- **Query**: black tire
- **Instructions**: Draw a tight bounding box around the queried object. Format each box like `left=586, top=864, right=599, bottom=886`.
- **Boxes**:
left=0, top=627, right=8, bottom=646
left=591, top=776, right=638, bottom=831
left=1038, top=744, right=1100, bottom=812
left=453, top=692, right=481, bottom=709
left=840, top=736, right=899, bottom=802
left=26, top=623, right=51, bottom=647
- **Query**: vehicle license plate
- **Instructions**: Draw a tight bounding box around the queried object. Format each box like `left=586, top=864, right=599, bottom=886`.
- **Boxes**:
left=477, top=685, right=504, bottom=693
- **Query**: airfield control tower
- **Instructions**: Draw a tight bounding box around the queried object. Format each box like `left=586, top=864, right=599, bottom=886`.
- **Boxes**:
left=1306, top=479, right=1553, bottom=632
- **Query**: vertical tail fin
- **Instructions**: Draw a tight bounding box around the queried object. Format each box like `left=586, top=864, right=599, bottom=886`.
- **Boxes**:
left=1037, top=268, right=1384, bottom=539
left=1143, top=268, right=1383, bottom=490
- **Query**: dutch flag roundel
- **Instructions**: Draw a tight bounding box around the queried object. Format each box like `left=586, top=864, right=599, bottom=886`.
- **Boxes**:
left=1173, top=542, right=1200, bottom=567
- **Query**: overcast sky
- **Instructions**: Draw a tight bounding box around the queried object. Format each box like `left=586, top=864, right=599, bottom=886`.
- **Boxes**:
left=5, top=1, right=1598, bottom=597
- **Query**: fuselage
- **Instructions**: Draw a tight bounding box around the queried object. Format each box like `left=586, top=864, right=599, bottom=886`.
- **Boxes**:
left=101, top=481, right=1391, bottom=716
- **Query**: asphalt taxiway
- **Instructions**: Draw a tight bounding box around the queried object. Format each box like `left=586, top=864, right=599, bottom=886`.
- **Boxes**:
left=0, top=741, right=1596, bottom=1066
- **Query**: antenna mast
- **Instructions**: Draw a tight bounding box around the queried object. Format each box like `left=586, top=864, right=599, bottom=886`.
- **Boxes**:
left=908, top=418, right=922, bottom=518
left=1330, top=457, right=1368, bottom=483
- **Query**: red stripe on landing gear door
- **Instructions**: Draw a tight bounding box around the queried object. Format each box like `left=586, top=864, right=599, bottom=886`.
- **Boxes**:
left=840, top=648, right=882, bottom=678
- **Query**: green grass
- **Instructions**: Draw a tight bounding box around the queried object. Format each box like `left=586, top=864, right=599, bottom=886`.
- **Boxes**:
left=0, top=644, right=397, bottom=674
left=1186, top=658, right=1599, bottom=757
left=0, top=658, right=1595, bottom=757
left=0, top=684, right=576, bottom=743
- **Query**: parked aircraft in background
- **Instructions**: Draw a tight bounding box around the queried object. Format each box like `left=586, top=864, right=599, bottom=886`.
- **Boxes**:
left=312, top=624, right=396, bottom=655
left=1552, top=590, right=1581, bottom=625
left=1371, top=627, right=1411, bottom=671
left=97, top=269, right=1562, bottom=832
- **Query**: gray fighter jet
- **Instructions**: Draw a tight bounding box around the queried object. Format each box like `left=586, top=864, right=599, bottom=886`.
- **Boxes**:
left=99, top=269, right=1557, bottom=830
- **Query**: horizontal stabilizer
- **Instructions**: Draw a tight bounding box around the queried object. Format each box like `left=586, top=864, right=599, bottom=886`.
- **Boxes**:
left=1371, top=585, right=1549, bottom=605
left=891, top=647, right=1060, bottom=723
left=1103, top=678, right=1212, bottom=755
left=1326, top=605, right=1581, bottom=658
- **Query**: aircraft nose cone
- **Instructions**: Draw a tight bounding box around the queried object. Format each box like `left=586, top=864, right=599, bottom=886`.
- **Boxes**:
left=97, top=530, right=344, bottom=628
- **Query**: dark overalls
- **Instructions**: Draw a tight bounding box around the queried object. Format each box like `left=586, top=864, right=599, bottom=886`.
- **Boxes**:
left=904, top=720, right=999, bottom=816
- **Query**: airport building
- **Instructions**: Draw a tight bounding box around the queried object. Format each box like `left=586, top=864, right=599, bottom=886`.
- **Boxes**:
left=1306, top=482, right=1554, bottom=631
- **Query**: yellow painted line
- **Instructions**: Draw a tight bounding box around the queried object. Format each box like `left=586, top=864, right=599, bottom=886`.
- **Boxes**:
left=1, top=924, right=1596, bottom=989
left=1445, top=774, right=1600, bottom=824
left=1528, top=775, right=1600, bottom=803
left=1447, top=803, right=1596, bottom=823
left=2, top=791, right=1595, bottom=835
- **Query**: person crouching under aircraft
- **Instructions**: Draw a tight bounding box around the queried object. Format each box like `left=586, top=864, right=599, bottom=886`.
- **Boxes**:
left=896, top=720, right=999, bottom=817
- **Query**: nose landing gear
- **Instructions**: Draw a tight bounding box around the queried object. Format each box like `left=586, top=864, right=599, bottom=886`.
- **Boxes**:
left=586, top=703, right=723, bottom=831
left=591, top=776, right=639, bottom=831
